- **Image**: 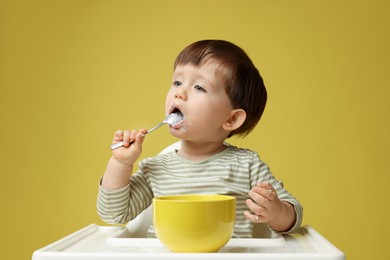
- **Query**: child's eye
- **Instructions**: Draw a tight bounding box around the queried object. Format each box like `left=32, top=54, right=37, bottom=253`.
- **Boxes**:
left=194, top=85, right=206, bottom=92
left=173, top=81, right=182, bottom=87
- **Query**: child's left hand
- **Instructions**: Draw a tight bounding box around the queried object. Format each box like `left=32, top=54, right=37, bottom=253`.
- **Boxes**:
left=244, top=182, right=283, bottom=224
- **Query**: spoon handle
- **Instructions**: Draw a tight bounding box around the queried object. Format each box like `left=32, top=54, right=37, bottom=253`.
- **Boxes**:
left=146, top=121, right=164, bottom=134
left=109, top=122, right=166, bottom=150
left=110, top=140, right=133, bottom=150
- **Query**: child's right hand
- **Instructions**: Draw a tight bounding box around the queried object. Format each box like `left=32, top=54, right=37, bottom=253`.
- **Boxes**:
left=111, top=129, right=147, bottom=166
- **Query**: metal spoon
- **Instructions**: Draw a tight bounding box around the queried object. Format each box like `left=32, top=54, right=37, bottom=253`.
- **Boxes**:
left=110, top=112, right=184, bottom=150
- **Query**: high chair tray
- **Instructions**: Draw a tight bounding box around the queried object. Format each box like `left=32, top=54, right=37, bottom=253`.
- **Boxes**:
left=106, top=226, right=285, bottom=247
left=32, top=224, right=345, bottom=260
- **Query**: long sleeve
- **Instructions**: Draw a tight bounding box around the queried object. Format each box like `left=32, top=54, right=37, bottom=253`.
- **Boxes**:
left=249, top=152, right=303, bottom=234
left=97, top=170, right=154, bottom=225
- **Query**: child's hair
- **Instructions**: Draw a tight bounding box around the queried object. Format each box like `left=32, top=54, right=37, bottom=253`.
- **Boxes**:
left=174, top=40, right=267, bottom=137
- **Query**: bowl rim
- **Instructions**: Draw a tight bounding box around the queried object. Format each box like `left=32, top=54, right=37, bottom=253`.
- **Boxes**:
left=153, top=194, right=236, bottom=203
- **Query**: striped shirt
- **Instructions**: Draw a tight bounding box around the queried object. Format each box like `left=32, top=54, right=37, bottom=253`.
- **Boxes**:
left=97, top=145, right=303, bottom=238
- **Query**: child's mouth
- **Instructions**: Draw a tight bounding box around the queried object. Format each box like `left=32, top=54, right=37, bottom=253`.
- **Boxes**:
left=169, top=107, right=184, bottom=128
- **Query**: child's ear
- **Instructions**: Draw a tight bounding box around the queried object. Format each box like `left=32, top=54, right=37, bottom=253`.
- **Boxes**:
left=222, top=109, right=246, bottom=132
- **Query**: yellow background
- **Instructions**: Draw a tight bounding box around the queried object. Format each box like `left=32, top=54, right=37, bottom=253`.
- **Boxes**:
left=1, top=0, right=389, bottom=259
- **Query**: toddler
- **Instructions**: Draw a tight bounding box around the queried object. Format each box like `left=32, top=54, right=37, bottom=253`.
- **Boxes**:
left=97, top=40, right=303, bottom=237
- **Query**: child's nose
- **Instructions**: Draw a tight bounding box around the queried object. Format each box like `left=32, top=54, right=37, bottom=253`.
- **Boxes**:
left=174, top=88, right=187, bottom=100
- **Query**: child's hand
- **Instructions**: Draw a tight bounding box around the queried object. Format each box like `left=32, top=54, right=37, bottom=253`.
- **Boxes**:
left=244, top=182, right=283, bottom=224
left=111, top=129, right=147, bottom=166
left=101, top=129, right=147, bottom=191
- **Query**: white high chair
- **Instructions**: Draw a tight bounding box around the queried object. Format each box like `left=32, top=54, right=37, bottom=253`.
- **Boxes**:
left=126, top=142, right=274, bottom=238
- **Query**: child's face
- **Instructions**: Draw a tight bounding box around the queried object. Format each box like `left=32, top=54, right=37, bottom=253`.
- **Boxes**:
left=165, top=60, right=234, bottom=142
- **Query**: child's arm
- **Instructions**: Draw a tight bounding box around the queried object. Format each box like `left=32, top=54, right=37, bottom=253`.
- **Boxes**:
left=101, top=129, right=147, bottom=191
left=244, top=182, right=297, bottom=232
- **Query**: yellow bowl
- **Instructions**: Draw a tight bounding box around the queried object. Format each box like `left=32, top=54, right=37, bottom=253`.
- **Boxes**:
left=153, top=194, right=236, bottom=252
